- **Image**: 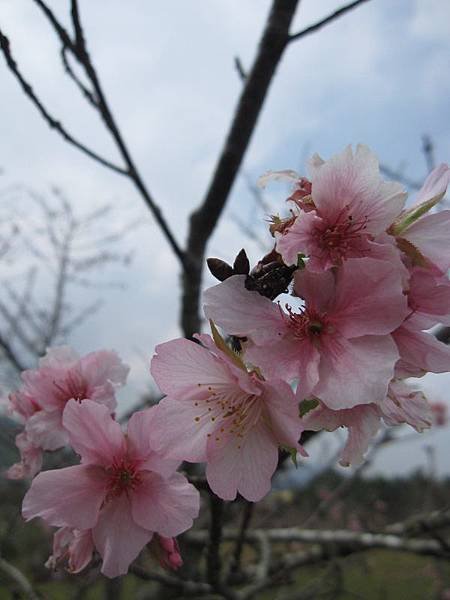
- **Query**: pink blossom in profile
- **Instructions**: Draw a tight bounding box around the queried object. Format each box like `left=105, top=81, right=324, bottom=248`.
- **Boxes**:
left=430, top=401, right=448, bottom=427
left=45, top=527, right=94, bottom=574
left=204, top=257, right=408, bottom=410
left=395, top=163, right=450, bottom=273
left=8, top=347, right=129, bottom=479
left=6, top=432, right=42, bottom=480
left=274, top=145, right=406, bottom=270
left=22, top=400, right=199, bottom=578
left=379, top=379, right=432, bottom=432
left=302, top=380, right=432, bottom=466
left=302, top=401, right=380, bottom=466
left=150, top=334, right=305, bottom=502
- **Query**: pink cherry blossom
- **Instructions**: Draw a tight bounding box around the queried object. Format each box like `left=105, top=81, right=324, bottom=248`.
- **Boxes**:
left=302, top=401, right=380, bottom=466
left=302, top=380, right=432, bottom=466
left=22, top=400, right=199, bottom=578
left=204, top=257, right=408, bottom=410
left=150, top=335, right=305, bottom=502
left=275, top=145, right=406, bottom=270
left=8, top=347, right=129, bottom=479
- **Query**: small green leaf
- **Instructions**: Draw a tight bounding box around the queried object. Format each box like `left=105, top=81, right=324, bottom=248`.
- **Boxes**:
left=297, top=253, right=306, bottom=269
left=281, top=445, right=298, bottom=468
left=299, top=397, right=319, bottom=417
left=210, top=320, right=246, bottom=371
left=391, top=191, right=445, bottom=236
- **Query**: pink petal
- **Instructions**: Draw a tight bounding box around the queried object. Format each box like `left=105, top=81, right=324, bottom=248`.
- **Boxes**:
left=393, top=325, right=450, bottom=375
left=293, top=268, right=335, bottom=312
left=22, top=464, right=106, bottom=529
left=257, top=169, right=299, bottom=188
left=331, top=257, right=408, bottom=337
left=312, top=145, right=406, bottom=232
left=131, top=472, right=199, bottom=537
left=93, top=494, right=152, bottom=578
left=151, top=397, right=215, bottom=462
left=127, top=407, right=180, bottom=476
left=263, top=380, right=304, bottom=449
left=276, top=211, right=325, bottom=267
left=314, top=335, right=398, bottom=410
left=408, top=267, right=450, bottom=325
left=25, top=410, right=67, bottom=451
left=206, top=421, right=279, bottom=502
left=80, top=349, right=129, bottom=387
left=402, top=210, right=450, bottom=273
left=39, top=346, right=79, bottom=369
left=62, top=399, right=125, bottom=466
left=151, top=338, right=233, bottom=399
left=414, top=163, right=450, bottom=206
left=203, top=275, right=287, bottom=345
left=7, top=432, right=43, bottom=480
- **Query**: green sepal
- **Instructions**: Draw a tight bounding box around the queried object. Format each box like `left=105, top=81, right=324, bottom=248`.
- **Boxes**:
left=209, top=320, right=246, bottom=371
left=297, top=253, right=306, bottom=269
left=299, top=397, right=319, bottom=417
left=391, top=191, right=445, bottom=236
left=280, top=445, right=298, bottom=468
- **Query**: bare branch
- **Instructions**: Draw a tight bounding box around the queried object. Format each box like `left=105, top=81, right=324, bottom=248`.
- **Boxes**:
left=0, top=555, right=40, bottom=600
left=379, top=162, right=422, bottom=190
left=422, top=134, right=436, bottom=172
left=130, top=565, right=212, bottom=595
left=289, top=0, right=371, bottom=42
left=0, top=29, right=128, bottom=176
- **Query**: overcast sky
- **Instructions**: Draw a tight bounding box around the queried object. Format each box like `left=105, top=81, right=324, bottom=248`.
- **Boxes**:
left=0, top=0, right=449, bottom=477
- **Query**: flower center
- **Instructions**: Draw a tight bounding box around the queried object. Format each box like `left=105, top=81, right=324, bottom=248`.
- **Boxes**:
left=285, top=305, right=326, bottom=341
left=106, top=458, right=142, bottom=498
left=315, top=207, right=370, bottom=263
left=53, top=371, right=88, bottom=404
left=193, top=382, right=262, bottom=449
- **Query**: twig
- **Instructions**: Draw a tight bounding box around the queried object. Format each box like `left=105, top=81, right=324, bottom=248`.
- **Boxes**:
left=0, top=29, right=127, bottom=176
left=207, top=495, right=225, bottom=587
left=0, top=555, right=40, bottom=600
left=130, top=564, right=212, bottom=595
left=289, top=0, right=371, bottom=42
left=229, top=501, right=254, bottom=575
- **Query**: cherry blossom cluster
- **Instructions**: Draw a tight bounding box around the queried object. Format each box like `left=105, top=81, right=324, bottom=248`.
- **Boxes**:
left=7, top=349, right=199, bottom=577
left=4, top=144, right=450, bottom=579
left=152, top=145, right=450, bottom=499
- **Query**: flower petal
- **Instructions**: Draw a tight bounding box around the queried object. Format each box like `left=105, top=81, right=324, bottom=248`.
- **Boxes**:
left=314, top=335, right=398, bottom=410
left=62, top=399, right=125, bottom=466
left=93, top=494, right=152, bottom=578
left=22, top=464, right=106, bottom=529
left=131, top=472, right=199, bottom=537
left=203, top=275, right=287, bottom=345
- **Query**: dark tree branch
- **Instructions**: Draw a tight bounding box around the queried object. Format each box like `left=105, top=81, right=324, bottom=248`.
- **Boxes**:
left=289, top=0, right=371, bottom=42
left=0, top=29, right=127, bottom=176
left=229, top=501, right=254, bottom=576
left=207, top=495, right=225, bottom=587
left=182, top=0, right=300, bottom=337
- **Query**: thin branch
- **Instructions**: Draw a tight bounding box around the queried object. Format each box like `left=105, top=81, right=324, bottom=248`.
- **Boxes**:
left=207, top=495, right=225, bottom=587
left=66, top=0, right=186, bottom=268
left=0, top=29, right=128, bottom=176
left=422, top=134, right=435, bottom=173
left=0, top=555, right=40, bottom=600
left=289, top=0, right=371, bottom=42
left=130, top=565, right=212, bottom=595
left=229, top=501, right=254, bottom=576
left=379, top=163, right=422, bottom=190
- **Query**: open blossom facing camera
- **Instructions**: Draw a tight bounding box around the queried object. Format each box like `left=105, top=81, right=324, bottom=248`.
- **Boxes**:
left=22, top=400, right=199, bottom=577
left=150, top=331, right=305, bottom=501
left=7, top=347, right=129, bottom=479
left=268, top=145, right=407, bottom=271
